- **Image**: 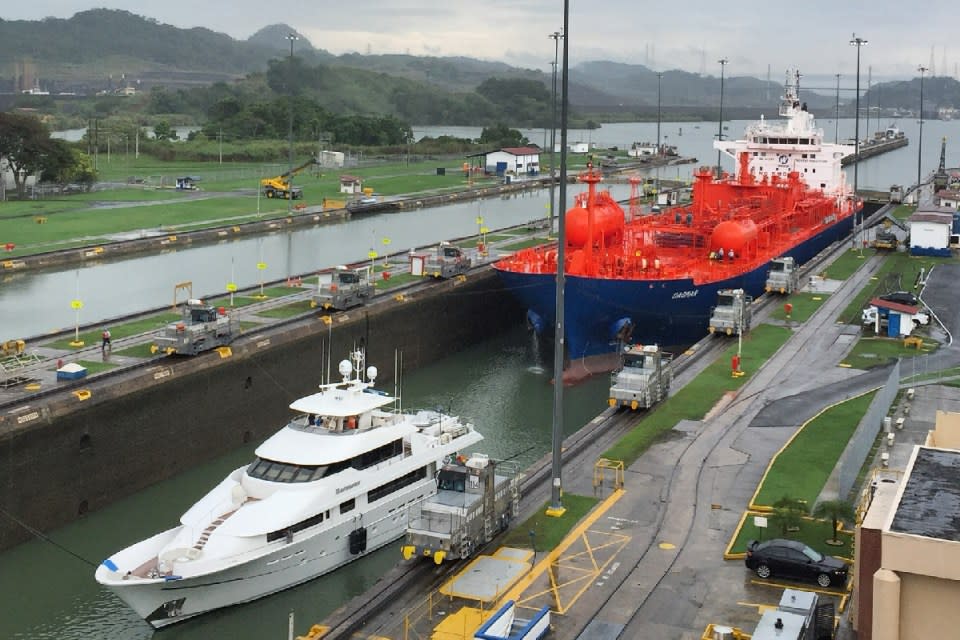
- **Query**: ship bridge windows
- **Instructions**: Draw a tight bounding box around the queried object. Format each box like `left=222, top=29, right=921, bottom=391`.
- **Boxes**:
left=247, top=439, right=404, bottom=483
left=247, top=457, right=349, bottom=483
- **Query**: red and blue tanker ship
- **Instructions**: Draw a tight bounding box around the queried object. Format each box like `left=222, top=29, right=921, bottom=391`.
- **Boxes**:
left=493, top=71, right=862, bottom=375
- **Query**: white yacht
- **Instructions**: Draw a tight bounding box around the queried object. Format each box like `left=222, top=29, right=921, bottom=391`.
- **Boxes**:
left=95, top=350, right=483, bottom=628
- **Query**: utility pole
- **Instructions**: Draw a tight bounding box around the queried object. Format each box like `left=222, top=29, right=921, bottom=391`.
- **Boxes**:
left=716, top=58, right=728, bottom=178
left=850, top=33, right=867, bottom=251
left=547, top=0, right=571, bottom=519
left=286, top=33, right=299, bottom=214
left=918, top=65, right=928, bottom=194
left=548, top=30, right=562, bottom=237
left=834, top=74, right=840, bottom=144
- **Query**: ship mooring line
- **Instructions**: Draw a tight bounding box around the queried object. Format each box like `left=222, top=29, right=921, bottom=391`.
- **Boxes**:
left=0, top=506, right=98, bottom=569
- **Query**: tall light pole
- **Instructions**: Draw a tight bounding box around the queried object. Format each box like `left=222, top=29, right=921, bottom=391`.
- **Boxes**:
left=834, top=73, right=841, bottom=143
left=548, top=30, right=563, bottom=236
left=716, top=58, right=728, bottom=178
left=286, top=33, right=299, bottom=214
left=656, top=71, right=663, bottom=194
left=547, top=0, right=570, bottom=520
left=918, top=65, right=928, bottom=193
left=850, top=33, right=867, bottom=249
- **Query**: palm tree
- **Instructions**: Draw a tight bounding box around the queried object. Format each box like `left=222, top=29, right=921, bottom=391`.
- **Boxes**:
left=772, top=496, right=806, bottom=536
left=812, top=499, right=856, bottom=545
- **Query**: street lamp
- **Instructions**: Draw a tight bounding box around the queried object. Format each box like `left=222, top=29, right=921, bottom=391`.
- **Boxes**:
left=850, top=33, right=867, bottom=248
left=286, top=33, right=299, bottom=214
left=918, top=65, right=928, bottom=193
left=834, top=73, right=841, bottom=144
left=656, top=72, right=663, bottom=194
left=716, top=58, right=728, bottom=178
left=548, top=30, right=563, bottom=236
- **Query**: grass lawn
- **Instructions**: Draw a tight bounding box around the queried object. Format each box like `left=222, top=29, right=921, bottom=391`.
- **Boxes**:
left=823, top=248, right=871, bottom=281
left=73, top=359, right=119, bottom=375
left=500, top=494, right=599, bottom=553
left=603, top=324, right=792, bottom=466
left=1, top=195, right=292, bottom=254
left=752, top=391, right=876, bottom=508
left=729, top=515, right=854, bottom=559
left=841, top=336, right=939, bottom=370
left=375, top=272, right=424, bottom=289
left=253, top=301, right=315, bottom=318
left=889, top=204, right=916, bottom=221
left=44, top=313, right=181, bottom=350
left=219, top=286, right=306, bottom=307
left=768, top=292, right=829, bottom=323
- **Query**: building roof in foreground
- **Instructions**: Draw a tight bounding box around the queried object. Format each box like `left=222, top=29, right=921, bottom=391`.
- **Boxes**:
left=889, top=447, right=960, bottom=541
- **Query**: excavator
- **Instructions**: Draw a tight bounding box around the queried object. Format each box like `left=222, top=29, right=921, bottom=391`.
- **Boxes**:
left=260, top=158, right=317, bottom=199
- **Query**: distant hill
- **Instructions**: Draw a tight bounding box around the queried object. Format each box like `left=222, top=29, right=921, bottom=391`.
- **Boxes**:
left=3, top=9, right=958, bottom=118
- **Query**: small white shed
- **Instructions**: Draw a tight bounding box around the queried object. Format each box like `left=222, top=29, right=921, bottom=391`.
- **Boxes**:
left=908, top=208, right=953, bottom=257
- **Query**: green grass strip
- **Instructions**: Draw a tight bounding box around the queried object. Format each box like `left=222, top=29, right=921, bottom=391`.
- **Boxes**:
left=500, top=494, right=599, bottom=553
left=753, top=391, right=876, bottom=508
left=767, top=292, right=829, bottom=323
left=603, top=324, right=792, bottom=466
left=842, top=336, right=939, bottom=370
left=44, top=313, right=181, bottom=350
left=254, top=301, right=315, bottom=318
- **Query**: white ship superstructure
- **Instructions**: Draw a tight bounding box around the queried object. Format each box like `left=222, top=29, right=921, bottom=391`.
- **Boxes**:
left=95, top=350, right=482, bottom=628
left=715, top=69, right=854, bottom=197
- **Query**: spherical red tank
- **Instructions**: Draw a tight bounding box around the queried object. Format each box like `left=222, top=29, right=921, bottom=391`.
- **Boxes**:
left=710, top=219, right=758, bottom=254
left=565, top=192, right=625, bottom=248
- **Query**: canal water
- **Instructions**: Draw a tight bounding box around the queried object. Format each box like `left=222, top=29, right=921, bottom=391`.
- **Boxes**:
left=1, top=184, right=637, bottom=340
left=0, top=324, right=609, bottom=640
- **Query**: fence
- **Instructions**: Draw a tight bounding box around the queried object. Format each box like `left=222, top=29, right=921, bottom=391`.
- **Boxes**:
left=831, top=359, right=901, bottom=502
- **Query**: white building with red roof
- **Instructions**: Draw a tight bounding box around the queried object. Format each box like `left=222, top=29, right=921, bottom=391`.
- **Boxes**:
left=478, top=147, right=541, bottom=177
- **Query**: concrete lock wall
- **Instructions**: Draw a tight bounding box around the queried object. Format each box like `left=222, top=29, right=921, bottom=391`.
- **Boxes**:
left=0, top=272, right=523, bottom=551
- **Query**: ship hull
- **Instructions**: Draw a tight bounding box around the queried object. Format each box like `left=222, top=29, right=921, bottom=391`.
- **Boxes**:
left=95, top=478, right=428, bottom=628
left=496, top=215, right=854, bottom=361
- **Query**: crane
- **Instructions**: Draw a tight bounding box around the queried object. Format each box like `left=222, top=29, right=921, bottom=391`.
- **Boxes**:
left=260, top=157, right=317, bottom=199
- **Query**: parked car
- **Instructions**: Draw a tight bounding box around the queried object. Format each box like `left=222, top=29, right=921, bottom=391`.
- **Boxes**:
left=745, top=539, right=848, bottom=588
left=879, top=291, right=918, bottom=306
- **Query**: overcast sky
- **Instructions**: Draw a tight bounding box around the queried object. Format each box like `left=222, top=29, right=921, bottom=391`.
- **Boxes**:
left=7, top=1, right=956, bottom=82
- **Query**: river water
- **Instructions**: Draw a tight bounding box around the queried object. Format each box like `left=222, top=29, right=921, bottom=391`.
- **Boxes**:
left=0, top=324, right=608, bottom=640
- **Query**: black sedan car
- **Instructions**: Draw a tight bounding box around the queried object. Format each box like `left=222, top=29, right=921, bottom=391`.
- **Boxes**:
left=745, top=539, right=848, bottom=588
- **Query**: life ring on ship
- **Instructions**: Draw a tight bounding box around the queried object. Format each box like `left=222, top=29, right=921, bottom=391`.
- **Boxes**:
left=347, top=416, right=357, bottom=429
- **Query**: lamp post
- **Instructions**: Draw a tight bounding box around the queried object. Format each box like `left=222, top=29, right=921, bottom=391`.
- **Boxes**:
left=548, top=30, right=563, bottom=236
left=285, top=33, right=299, bottom=215
left=656, top=71, right=663, bottom=194
left=918, top=65, right=928, bottom=193
left=716, top=58, right=728, bottom=178
left=548, top=0, right=571, bottom=520
left=850, top=33, right=867, bottom=249
left=834, top=73, right=841, bottom=143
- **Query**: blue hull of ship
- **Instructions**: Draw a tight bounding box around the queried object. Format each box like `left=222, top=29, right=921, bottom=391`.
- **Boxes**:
left=496, top=216, right=854, bottom=360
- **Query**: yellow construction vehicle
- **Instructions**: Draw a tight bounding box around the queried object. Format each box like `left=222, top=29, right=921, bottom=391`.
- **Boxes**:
left=260, top=158, right=317, bottom=199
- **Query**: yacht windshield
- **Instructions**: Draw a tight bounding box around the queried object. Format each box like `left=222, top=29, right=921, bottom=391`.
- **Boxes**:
left=246, top=457, right=349, bottom=483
